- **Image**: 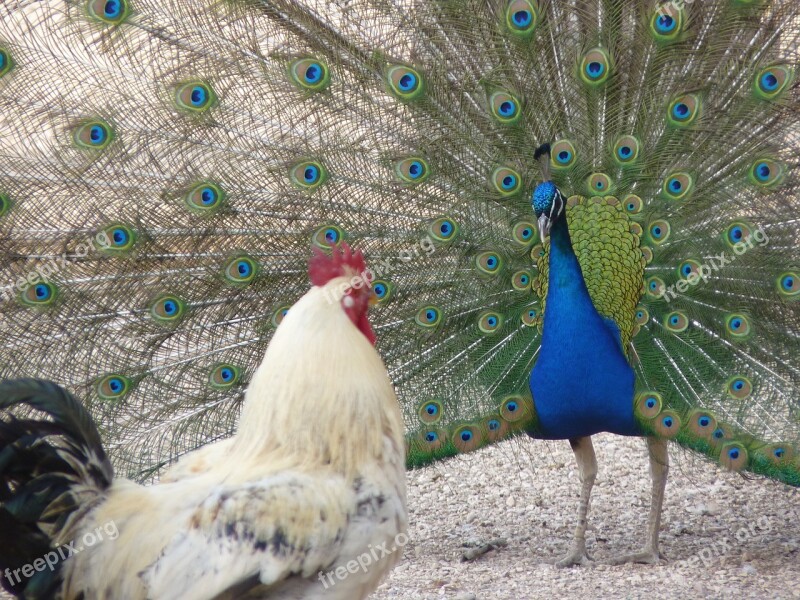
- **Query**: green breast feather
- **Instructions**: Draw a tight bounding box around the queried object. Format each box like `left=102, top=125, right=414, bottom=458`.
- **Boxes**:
left=535, top=196, right=646, bottom=353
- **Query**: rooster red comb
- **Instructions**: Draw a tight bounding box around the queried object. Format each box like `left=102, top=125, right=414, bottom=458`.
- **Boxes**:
left=308, top=243, right=368, bottom=286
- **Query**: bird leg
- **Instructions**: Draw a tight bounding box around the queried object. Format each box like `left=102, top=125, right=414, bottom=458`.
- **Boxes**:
left=551, top=436, right=596, bottom=567
left=607, top=436, right=668, bottom=565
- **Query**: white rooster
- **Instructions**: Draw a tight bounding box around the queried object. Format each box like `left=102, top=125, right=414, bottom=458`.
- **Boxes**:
left=0, top=244, right=407, bottom=600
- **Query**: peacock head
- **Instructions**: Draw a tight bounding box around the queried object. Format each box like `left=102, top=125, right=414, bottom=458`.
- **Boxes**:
left=532, top=180, right=566, bottom=240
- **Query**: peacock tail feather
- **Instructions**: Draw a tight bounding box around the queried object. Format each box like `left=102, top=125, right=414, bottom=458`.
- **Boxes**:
left=0, top=0, right=798, bottom=486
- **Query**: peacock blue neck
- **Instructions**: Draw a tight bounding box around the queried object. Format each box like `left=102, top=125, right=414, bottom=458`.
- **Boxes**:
left=529, top=216, right=640, bottom=439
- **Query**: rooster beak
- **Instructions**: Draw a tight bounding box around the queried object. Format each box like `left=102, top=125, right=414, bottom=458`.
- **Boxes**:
left=537, top=214, right=552, bottom=240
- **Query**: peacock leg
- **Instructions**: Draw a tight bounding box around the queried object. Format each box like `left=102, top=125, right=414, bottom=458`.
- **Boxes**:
left=607, top=436, right=668, bottom=565
left=551, top=436, right=596, bottom=567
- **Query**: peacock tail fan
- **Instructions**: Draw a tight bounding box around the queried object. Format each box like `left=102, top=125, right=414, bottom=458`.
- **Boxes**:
left=0, top=0, right=798, bottom=484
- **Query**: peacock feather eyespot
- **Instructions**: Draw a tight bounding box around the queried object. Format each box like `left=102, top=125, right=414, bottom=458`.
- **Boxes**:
left=754, top=443, right=794, bottom=466
left=580, top=48, right=612, bottom=87
left=664, top=311, right=689, bottom=333
left=224, top=254, right=258, bottom=285
left=73, top=119, right=114, bottom=150
left=724, top=221, right=753, bottom=248
left=650, top=2, right=685, bottom=43
left=489, top=90, right=522, bottom=125
left=684, top=409, right=718, bottom=440
left=587, top=173, right=612, bottom=196
left=478, top=311, right=504, bottom=334
left=0, top=192, right=11, bottom=217
left=635, top=305, right=649, bottom=325
left=492, top=166, right=523, bottom=197
left=96, top=223, right=136, bottom=253
left=209, top=364, right=241, bottom=389
left=150, top=294, right=186, bottom=324
left=521, top=305, right=539, bottom=327
left=185, top=181, right=225, bottom=214
left=505, top=0, right=539, bottom=38
left=0, top=48, right=14, bottom=78
left=271, top=305, right=290, bottom=328
left=776, top=271, right=799, bottom=300
left=96, top=374, right=132, bottom=400
left=724, top=313, right=752, bottom=340
left=418, top=400, right=443, bottom=424
left=416, top=429, right=444, bottom=451
left=312, top=224, right=344, bottom=250
left=726, top=376, right=752, bottom=399
left=370, top=279, right=393, bottom=305
left=677, top=259, right=701, bottom=280
left=530, top=244, right=545, bottom=261
left=550, top=140, right=577, bottom=170
left=20, top=282, right=58, bottom=307
left=748, top=158, right=785, bottom=188
left=415, top=305, right=442, bottom=329
left=512, top=221, right=537, bottom=246
left=667, top=94, right=701, bottom=128
left=623, top=194, right=643, bottom=215
left=289, top=58, right=331, bottom=91
left=452, top=425, right=482, bottom=453
left=484, top=415, right=510, bottom=442
left=654, top=409, right=681, bottom=439
left=511, top=269, right=533, bottom=292
left=476, top=251, right=503, bottom=276
left=87, top=0, right=131, bottom=25
left=720, top=442, right=749, bottom=471
left=174, top=81, right=216, bottom=113
left=635, top=391, right=663, bottom=420
left=500, top=394, right=532, bottom=422
left=290, top=160, right=328, bottom=191
left=429, top=216, right=459, bottom=244
left=645, top=276, right=666, bottom=299
left=613, top=136, right=641, bottom=167
left=386, top=65, right=424, bottom=101
left=395, top=157, right=430, bottom=184
left=753, top=65, right=793, bottom=100
left=647, top=219, right=671, bottom=245
left=662, top=172, right=694, bottom=201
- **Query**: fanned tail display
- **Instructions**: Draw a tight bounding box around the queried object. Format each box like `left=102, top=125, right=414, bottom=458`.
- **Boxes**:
left=0, top=0, right=798, bottom=492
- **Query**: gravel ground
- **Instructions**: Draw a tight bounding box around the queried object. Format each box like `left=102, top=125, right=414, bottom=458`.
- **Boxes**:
left=372, top=433, right=800, bottom=600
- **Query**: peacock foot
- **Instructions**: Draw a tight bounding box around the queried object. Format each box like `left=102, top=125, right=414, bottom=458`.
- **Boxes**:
left=605, top=547, right=664, bottom=566
left=548, top=543, right=594, bottom=568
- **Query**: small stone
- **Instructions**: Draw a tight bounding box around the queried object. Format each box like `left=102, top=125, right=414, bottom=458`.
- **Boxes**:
left=741, top=564, right=757, bottom=575
left=454, top=593, right=477, bottom=600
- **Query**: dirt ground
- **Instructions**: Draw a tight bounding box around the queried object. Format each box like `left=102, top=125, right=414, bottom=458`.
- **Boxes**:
left=372, top=433, right=800, bottom=600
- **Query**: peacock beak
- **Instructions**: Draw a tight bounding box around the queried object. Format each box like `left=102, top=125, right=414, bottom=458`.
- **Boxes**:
left=537, top=214, right=552, bottom=240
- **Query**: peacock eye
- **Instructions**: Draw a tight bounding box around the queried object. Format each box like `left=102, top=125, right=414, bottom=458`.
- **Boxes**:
left=73, top=119, right=114, bottom=149
left=550, top=140, right=577, bottom=169
left=209, top=364, right=241, bottom=389
left=726, top=376, right=752, bottom=399
left=505, top=0, right=539, bottom=37
left=96, top=223, right=136, bottom=252
left=489, top=90, right=522, bottom=124
left=588, top=173, right=612, bottom=196
left=415, top=305, right=442, bottom=328
left=88, top=0, right=131, bottom=24
left=478, top=311, right=503, bottom=334
left=777, top=271, right=799, bottom=299
left=97, top=374, right=132, bottom=400
left=754, top=65, right=793, bottom=100
left=725, top=313, right=751, bottom=339
left=429, top=216, right=459, bottom=243
left=174, top=82, right=216, bottom=113
left=150, top=294, right=186, bottom=323
left=370, top=279, right=393, bottom=305
left=290, top=160, right=328, bottom=191
left=476, top=251, right=503, bottom=276
left=500, top=394, right=531, bottom=422
left=418, top=399, right=443, bottom=424
left=614, top=136, right=641, bottom=166
left=289, top=58, right=331, bottom=91
left=271, top=305, right=290, bottom=327
left=648, top=220, right=671, bottom=244
left=512, top=270, right=533, bottom=292
left=664, top=311, right=688, bottom=332
left=492, top=166, right=522, bottom=196
left=663, top=173, right=693, bottom=200
left=580, top=48, right=612, bottom=87
left=395, top=157, right=430, bottom=184
left=650, top=3, right=685, bottom=42
left=749, top=159, right=785, bottom=188
left=312, top=224, right=344, bottom=250
left=21, top=282, right=58, bottom=306
left=386, top=65, right=424, bottom=101
left=224, top=255, right=258, bottom=285
left=0, top=48, right=13, bottom=78
left=668, top=94, right=701, bottom=127
left=184, top=181, right=225, bottom=214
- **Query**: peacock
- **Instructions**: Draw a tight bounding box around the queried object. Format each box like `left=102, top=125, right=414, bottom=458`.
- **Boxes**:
left=0, top=0, right=798, bottom=569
